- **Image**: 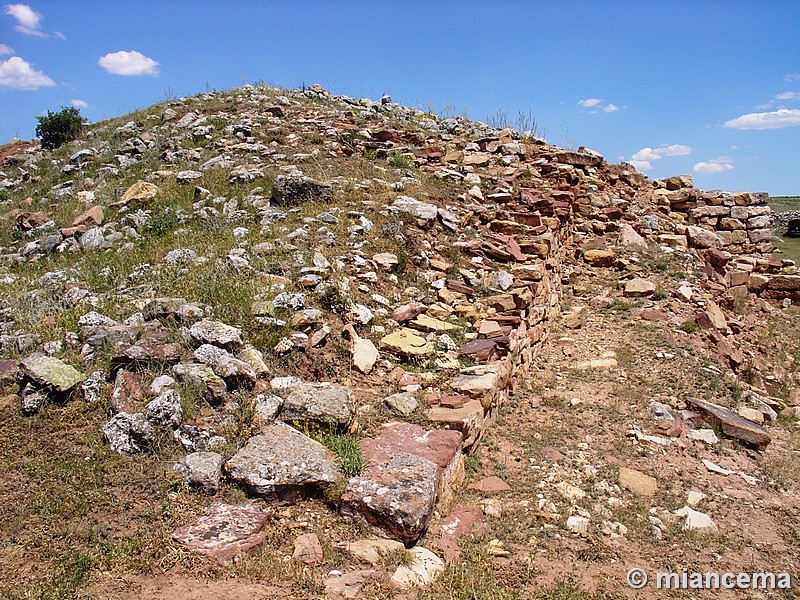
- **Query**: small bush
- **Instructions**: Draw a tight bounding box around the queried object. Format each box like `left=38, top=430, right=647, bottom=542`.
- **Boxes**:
left=35, top=106, right=86, bottom=150
left=387, top=151, right=413, bottom=169
left=321, top=433, right=364, bottom=476
left=680, top=319, right=698, bottom=333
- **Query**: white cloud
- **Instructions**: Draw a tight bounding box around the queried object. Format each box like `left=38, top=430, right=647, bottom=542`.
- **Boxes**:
left=4, top=3, right=45, bottom=36
left=656, top=144, right=692, bottom=156
left=694, top=156, right=734, bottom=174
left=603, top=103, right=618, bottom=112
left=775, top=91, right=800, bottom=101
left=723, top=108, right=800, bottom=130
left=0, top=55, right=55, bottom=90
left=629, top=159, right=653, bottom=171
left=631, top=147, right=662, bottom=162
left=98, top=50, right=159, bottom=76
left=784, top=73, right=800, bottom=82
left=53, top=30, right=66, bottom=41
left=627, top=143, right=693, bottom=171
left=0, top=43, right=13, bottom=55
left=70, top=98, right=88, bottom=108
left=578, top=98, right=603, bottom=108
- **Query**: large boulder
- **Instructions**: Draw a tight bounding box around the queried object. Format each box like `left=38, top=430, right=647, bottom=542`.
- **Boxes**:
left=224, top=423, right=339, bottom=501
left=281, top=382, right=355, bottom=430
left=270, top=174, right=332, bottom=206
left=340, top=423, right=463, bottom=544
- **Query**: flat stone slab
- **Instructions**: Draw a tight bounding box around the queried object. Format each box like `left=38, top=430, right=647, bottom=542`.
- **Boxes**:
left=171, top=502, right=271, bottom=562
left=380, top=329, right=434, bottom=357
left=341, top=452, right=439, bottom=545
left=361, top=422, right=463, bottom=480
left=685, top=397, right=771, bottom=449
left=340, top=422, right=463, bottom=545
left=344, top=538, right=405, bottom=565
left=618, top=467, right=658, bottom=496
left=189, top=319, right=244, bottom=350
left=426, top=399, right=485, bottom=448
left=281, top=382, right=354, bottom=430
left=21, top=353, right=85, bottom=393
left=224, top=423, right=339, bottom=501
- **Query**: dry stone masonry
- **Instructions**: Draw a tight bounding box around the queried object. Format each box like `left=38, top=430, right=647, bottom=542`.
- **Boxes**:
left=0, top=82, right=797, bottom=591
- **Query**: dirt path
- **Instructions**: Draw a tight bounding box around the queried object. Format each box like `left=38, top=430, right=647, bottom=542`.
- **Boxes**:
left=452, top=264, right=800, bottom=598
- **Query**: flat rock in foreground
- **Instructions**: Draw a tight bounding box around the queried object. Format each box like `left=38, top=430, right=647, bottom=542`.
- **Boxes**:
left=340, top=422, right=463, bottom=545
left=685, top=397, right=771, bottom=449
left=341, top=452, right=439, bottom=545
left=224, top=423, right=339, bottom=501
left=171, top=502, right=271, bottom=562
left=21, top=353, right=85, bottom=393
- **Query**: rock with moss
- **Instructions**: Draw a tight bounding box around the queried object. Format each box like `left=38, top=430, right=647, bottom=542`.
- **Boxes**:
left=20, top=353, right=85, bottom=394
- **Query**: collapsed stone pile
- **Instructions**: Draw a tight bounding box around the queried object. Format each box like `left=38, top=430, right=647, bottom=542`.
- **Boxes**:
left=0, top=83, right=797, bottom=589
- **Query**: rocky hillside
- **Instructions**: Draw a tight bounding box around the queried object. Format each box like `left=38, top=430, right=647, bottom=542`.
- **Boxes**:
left=0, top=84, right=797, bottom=598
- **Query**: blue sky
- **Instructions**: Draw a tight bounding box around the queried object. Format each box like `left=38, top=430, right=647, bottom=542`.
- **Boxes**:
left=1, top=1, right=799, bottom=195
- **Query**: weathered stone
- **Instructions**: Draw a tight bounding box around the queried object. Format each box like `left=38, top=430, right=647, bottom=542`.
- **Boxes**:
left=583, top=248, right=616, bottom=267
left=380, top=329, right=434, bottom=357
left=467, top=476, right=512, bottom=493
left=143, top=388, right=183, bottom=428
left=618, top=224, right=647, bottom=252
left=430, top=507, right=486, bottom=563
left=174, top=451, right=224, bottom=493
left=270, top=173, right=332, bottom=206
left=685, top=397, right=771, bottom=449
left=676, top=506, right=718, bottom=534
left=141, top=297, right=187, bottom=321
left=383, top=392, right=419, bottom=416
left=73, top=205, right=103, bottom=228
left=224, top=424, right=339, bottom=500
left=618, top=467, right=658, bottom=496
left=21, top=353, right=85, bottom=393
left=373, top=252, right=399, bottom=271
left=341, top=452, right=439, bottom=545
left=426, top=400, right=485, bottom=448
left=189, top=319, right=244, bottom=350
left=292, top=533, right=323, bottom=565
left=623, top=278, right=656, bottom=297
left=697, top=300, right=728, bottom=331
left=103, top=412, right=154, bottom=455
left=111, top=369, right=145, bottom=413
left=176, top=169, right=203, bottom=183
left=253, top=393, right=283, bottom=427
left=173, top=362, right=227, bottom=403
left=281, top=382, right=354, bottom=430
left=193, top=344, right=257, bottom=389
left=112, top=342, right=183, bottom=369
left=324, top=570, right=379, bottom=599
left=391, top=196, right=438, bottom=226
left=409, top=314, right=457, bottom=332
left=390, top=547, right=444, bottom=589
left=113, top=180, right=158, bottom=207
left=392, top=303, right=423, bottom=323
left=344, top=538, right=405, bottom=565
left=686, top=225, right=722, bottom=249
left=171, top=502, right=271, bottom=562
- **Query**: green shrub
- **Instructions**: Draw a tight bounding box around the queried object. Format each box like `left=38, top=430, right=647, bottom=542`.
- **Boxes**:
left=321, top=433, right=364, bottom=476
left=35, top=106, right=87, bottom=150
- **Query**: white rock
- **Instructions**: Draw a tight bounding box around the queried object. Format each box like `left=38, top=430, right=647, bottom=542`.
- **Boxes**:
left=676, top=506, right=718, bottom=533
left=390, top=547, right=444, bottom=589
